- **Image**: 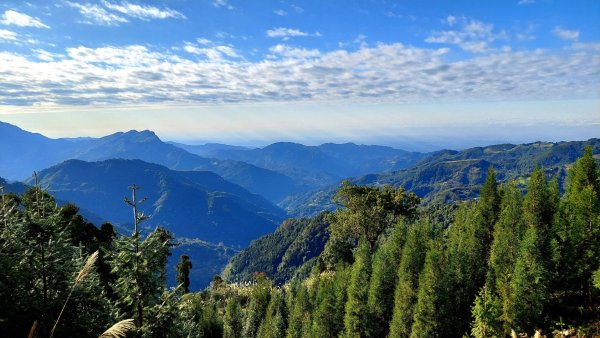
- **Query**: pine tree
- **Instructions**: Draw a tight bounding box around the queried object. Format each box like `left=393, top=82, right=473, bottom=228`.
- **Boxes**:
left=410, top=240, right=446, bottom=338
left=243, top=276, right=272, bottom=338
left=508, top=227, right=549, bottom=333
left=522, top=167, right=552, bottom=253
left=176, top=255, right=193, bottom=293
left=343, top=239, right=372, bottom=338
left=471, top=285, right=502, bottom=338
left=311, top=267, right=349, bottom=338
left=223, top=297, right=243, bottom=338
left=479, top=166, right=502, bottom=252
left=483, top=183, right=525, bottom=334
left=557, top=146, right=600, bottom=308
left=286, top=283, right=311, bottom=338
left=444, top=204, right=488, bottom=336
left=389, top=219, right=430, bottom=338
left=366, top=222, right=406, bottom=338
left=258, top=289, right=288, bottom=338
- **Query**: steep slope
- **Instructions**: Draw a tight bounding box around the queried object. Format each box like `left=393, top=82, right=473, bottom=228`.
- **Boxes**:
left=222, top=214, right=330, bottom=285
left=282, top=139, right=600, bottom=216
left=26, top=159, right=285, bottom=246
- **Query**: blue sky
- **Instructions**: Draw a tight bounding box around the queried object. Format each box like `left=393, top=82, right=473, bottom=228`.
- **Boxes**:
left=0, top=0, right=598, bottom=149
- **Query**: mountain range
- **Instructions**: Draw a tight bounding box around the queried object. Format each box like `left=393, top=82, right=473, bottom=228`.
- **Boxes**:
left=3, top=120, right=598, bottom=288
left=25, top=158, right=284, bottom=246
left=280, top=139, right=600, bottom=217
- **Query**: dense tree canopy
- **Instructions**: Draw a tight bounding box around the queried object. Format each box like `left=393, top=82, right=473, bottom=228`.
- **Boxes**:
left=0, top=149, right=598, bottom=337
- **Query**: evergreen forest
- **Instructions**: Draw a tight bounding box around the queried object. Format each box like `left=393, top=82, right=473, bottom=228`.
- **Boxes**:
left=1, top=147, right=598, bottom=337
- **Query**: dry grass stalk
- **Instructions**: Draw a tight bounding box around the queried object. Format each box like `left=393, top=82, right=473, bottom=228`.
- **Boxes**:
left=49, top=250, right=100, bottom=338
left=75, top=250, right=99, bottom=284
left=99, top=319, right=136, bottom=338
left=27, top=320, right=38, bottom=338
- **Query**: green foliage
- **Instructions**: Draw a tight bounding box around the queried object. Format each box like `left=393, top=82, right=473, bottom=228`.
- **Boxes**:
left=443, top=204, right=489, bottom=336
left=285, top=283, right=312, bottom=338
left=508, top=226, right=549, bottom=333
left=389, top=219, right=430, bottom=338
left=366, top=221, right=406, bottom=338
left=109, top=226, right=175, bottom=334
left=310, top=268, right=349, bottom=338
left=330, top=181, right=419, bottom=249
left=479, top=166, right=502, bottom=254
left=554, top=146, right=600, bottom=309
left=0, top=187, right=112, bottom=337
left=471, top=286, right=502, bottom=338
left=410, top=239, right=446, bottom=338
left=176, top=255, right=193, bottom=293
left=223, top=297, right=243, bottom=338
left=342, top=239, right=372, bottom=338
left=485, top=183, right=525, bottom=333
left=593, top=267, right=600, bottom=290
left=258, top=289, right=288, bottom=338
left=243, top=277, right=272, bottom=338
left=1, top=148, right=598, bottom=338
left=224, top=214, right=330, bottom=284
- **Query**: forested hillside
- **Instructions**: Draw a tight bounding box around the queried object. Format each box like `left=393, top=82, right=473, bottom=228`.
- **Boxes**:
left=1, top=147, right=597, bottom=337
left=282, top=138, right=600, bottom=217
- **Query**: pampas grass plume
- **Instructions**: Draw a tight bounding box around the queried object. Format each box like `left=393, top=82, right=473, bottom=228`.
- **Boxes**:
left=99, top=319, right=136, bottom=338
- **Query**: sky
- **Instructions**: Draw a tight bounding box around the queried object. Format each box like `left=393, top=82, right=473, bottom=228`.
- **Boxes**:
left=0, top=0, right=598, bottom=150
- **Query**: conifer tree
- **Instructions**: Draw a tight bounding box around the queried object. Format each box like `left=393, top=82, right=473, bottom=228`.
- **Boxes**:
left=482, top=183, right=525, bottom=334
left=410, top=240, right=446, bottom=338
left=444, top=204, right=488, bottom=336
left=243, top=276, right=272, bottom=338
left=557, top=146, right=600, bottom=307
left=479, top=166, right=502, bottom=251
left=522, top=167, right=552, bottom=254
left=389, top=219, right=430, bottom=338
left=176, top=255, right=193, bottom=293
left=508, top=226, right=548, bottom=333
left=366, top=222, right=406, bottom=338
left=343, top=239, right=372, bottom=338
left=471, top=285, right=502, bottom=338
left=223, top=297, right=243, bottom=338
left=286, top=283, right=311, bottom=338
left=258, top=289, right=288, bottom=338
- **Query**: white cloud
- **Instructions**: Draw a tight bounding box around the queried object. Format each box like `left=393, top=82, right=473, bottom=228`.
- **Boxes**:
left=425, top=17, right=502, bottom=53
left=213, top=0, right=234, bottom=10
left=266, top=27, right=321, bottom=40
left=445, top=15, right=457, bottom=26
left=0, top=29, right=17, bottom=41
left=268, top=44, right=321, bottom=59
left=518, top=0, right=535, bottom=4
left=291, top=5, right=304, bottom=13
left=273, top=9, right=287, bottom=16
left=183, top=42, right=240, bottom=60
left=66, top=2, right=128, bottom=26
left=0, top=41, right=597, bottom=106
left=102, top=1, right=185, bottom=20
left=34, top=49, right=64, bottom=61
left=197, top=38, right=212, bottom=45
left=553, top=26, right=579, bottom=41
left=1, top=10, right=49, bottom=28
